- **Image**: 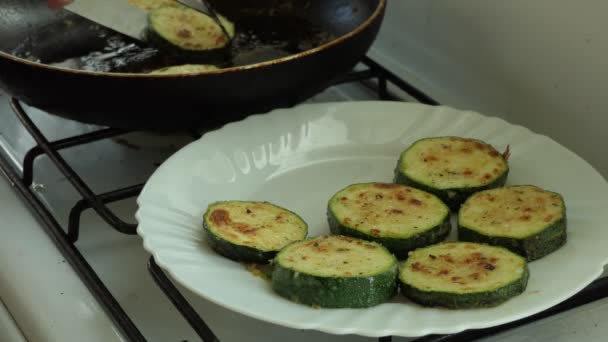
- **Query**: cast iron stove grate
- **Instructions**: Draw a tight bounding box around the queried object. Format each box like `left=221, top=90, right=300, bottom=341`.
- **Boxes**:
left=0, top=57, right=606, bottom=342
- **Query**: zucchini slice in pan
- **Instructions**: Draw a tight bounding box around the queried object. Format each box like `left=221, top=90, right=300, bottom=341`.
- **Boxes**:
left=394, top=136, right=509, bottom=210
left=148, top=64, right=219, bottom=74
left=458, top=185, right=567, bottom=261
left=203, top=201, right=308, bottom=263
left=147, top=6, right=235, bottom=58
left=129, top=0, right=181, bottom=11
left=399, top=242, right=529, bottom=309
left=327, top=183, right=451, bottom=258
left=272, top=235, right=398, bottom=308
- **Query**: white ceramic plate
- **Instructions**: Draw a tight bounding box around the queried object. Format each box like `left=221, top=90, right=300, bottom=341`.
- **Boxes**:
left=136, top=101, right=608, bottom=337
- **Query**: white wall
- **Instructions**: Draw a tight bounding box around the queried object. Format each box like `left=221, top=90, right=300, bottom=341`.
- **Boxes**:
left=369, top=0, right=608, bottom=178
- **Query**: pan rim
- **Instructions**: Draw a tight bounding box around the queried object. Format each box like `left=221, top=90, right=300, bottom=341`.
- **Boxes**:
left=0, top=0, right=386, bottom=78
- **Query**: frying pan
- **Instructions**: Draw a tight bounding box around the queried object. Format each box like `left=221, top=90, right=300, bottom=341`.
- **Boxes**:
left=0, top=0, right=386, bottom=130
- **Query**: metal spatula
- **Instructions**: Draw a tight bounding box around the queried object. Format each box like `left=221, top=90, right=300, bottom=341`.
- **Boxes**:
left=64, top=0, right=227, bottom=42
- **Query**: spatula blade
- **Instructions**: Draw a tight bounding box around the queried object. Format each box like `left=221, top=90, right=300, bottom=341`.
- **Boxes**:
left=64, top=0, right=149, bottom=41
left=176, top=0, right=211, bottom=15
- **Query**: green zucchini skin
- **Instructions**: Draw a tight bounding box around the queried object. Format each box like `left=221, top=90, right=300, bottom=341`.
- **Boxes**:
left=458, top=218, right=567, bottom=261
left=145, top=28, right=231, bottom=64
left=272, top=262, right=398, bottom=308
left=401, top=268, right=529, bottom=309
left=393, top=137, right=510, bottom=211
left=271, top=236, right=398, bottom=308
left=457, top=185, right=567, bottom=261
left=328, top=211, right=450, bottom=259
left=394, top=170, right=508, bottom=211
left=203, top=201, right=308, bottom=264
left=398, top=242, right=529, bottom=309
left=203, top=227, right=276, bottom=264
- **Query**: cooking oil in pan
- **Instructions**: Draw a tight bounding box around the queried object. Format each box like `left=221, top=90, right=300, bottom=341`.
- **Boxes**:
left=229, top=15, right=335, bottom=67
left=11, top=14, right=335, bottom=73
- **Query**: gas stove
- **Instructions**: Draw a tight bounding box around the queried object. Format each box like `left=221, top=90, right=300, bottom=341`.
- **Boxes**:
left=1, top=57, right=608, bottom=342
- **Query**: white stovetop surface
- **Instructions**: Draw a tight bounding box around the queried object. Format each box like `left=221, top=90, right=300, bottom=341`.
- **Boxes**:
left=0, top=299, right=26, bottom=342
left=1, top=78, right=607, bottom=342
left=0, top=174, right=127, bottom=342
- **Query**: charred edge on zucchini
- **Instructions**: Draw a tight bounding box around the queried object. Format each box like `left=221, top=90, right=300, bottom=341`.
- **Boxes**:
left=458, top=185, right=567, bottom=261
left=146, top=6, right=235, bottom=62
left=399, top=242, right=529, bottom=309
left=327, top=183, right=451, bottom=258
left=203, top=201, right=308, bottom=264
left=394, top=136, right=509, bottom=210
left=271, top=235, right=398, bottom=308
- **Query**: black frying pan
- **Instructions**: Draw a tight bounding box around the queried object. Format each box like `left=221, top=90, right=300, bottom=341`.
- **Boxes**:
left=0, top=0, right=386, bottom=130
